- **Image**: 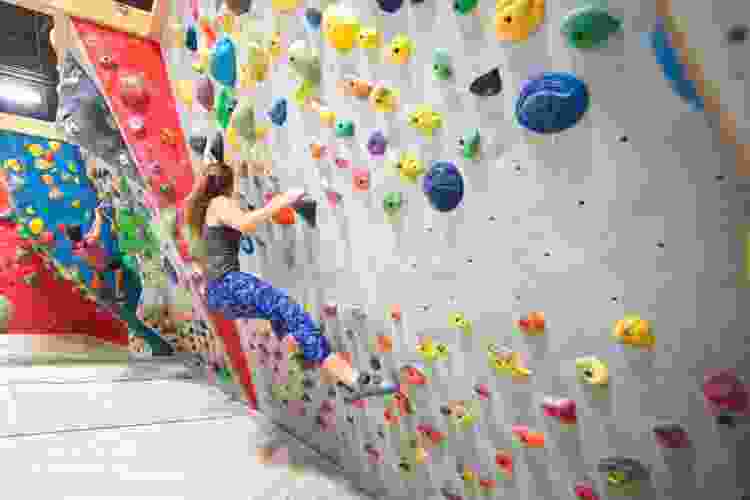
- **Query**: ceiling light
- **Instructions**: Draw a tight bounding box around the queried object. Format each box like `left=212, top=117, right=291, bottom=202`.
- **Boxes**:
left=0, top=81, right=42, bottom=106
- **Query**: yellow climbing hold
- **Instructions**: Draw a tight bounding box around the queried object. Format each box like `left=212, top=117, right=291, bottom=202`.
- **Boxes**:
left=323, top=3, right=360, bottom=53
left=25, top=143, right=44, bottom=157
left=494, top=0, right=546, bottom=42
left=175, top=80, right=194, bottom=106
left=67, top=161, right=77, bottom=173
left=4, top=158, right=24, bottom=172
left=226, top=126, right=239, bottom=151
left=29, top=217, right=44, bottom=235
left=24, top=207, right=35, bottom=215
left=319, top=109, right=336, bottom=127
left=218, top=13, right=235, bottom=33
left=254, top=124, right=269, bottom=141
left=48, top=141, right=61, bottom=152
left=71, top=199, right=81, bottom=209
left=271, top=0, right=301, bottom=13
left=304, top=303, right=311, bottom=313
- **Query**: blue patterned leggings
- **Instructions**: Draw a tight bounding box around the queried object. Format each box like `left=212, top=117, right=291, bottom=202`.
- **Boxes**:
left=205, top=271, right=331, bottom=363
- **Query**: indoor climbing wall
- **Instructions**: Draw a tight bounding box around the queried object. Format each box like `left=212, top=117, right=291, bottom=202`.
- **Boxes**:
left=148, top=0, right=750, bottom=498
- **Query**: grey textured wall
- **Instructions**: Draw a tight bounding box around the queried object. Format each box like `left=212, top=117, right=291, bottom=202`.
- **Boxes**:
left=164, top=0, right=749, bottom=499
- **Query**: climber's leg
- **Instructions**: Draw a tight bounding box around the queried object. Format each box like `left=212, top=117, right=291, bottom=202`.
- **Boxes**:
left=207, top=310, right=257, bottom=409
left=205, top=271, right=330, bottom=363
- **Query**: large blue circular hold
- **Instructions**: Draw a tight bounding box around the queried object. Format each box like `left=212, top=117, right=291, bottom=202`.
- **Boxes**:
left=423, top=161, right=464, bottom=212
left=515, top=72, right=590, bottom=134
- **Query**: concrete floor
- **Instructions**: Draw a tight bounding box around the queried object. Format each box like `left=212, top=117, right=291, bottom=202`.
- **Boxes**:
left=0, top=359, right=376, bottom=500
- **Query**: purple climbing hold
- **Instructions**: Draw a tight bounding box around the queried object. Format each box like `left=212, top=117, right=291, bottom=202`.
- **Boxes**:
left=367, top=130, right=387, bottom=156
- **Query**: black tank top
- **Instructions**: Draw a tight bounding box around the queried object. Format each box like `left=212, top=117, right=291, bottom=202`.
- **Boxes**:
left=203, top=225, right=242, bottom=281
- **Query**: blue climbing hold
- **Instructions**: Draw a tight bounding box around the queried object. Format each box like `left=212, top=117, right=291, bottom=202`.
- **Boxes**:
left=377, top=0, right=404, bottom=13
left=210, top=37, right=237, bottom=88
left=269, top=98, right=288, bottom=126
left=185, top=24, right=198, bottom=52
left=240, top=235, right=255, bottom=255
left=304, top=7, right=322, bottom=30
left=423, top=161, right=464, bottom=212
left=649, top=19, right=704, bottom=111
left=515, top=72, right=589, bottom=134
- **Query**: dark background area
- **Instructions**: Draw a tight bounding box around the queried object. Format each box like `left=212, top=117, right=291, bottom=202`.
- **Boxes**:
left=0, top=1, right=58, bottom=122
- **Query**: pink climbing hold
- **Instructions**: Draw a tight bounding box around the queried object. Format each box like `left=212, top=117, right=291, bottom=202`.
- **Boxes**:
left=703, top=369, right=749, bottom=415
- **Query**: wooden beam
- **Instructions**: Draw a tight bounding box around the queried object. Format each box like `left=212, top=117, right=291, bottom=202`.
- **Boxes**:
left=0, top=112, right=63, bottom=141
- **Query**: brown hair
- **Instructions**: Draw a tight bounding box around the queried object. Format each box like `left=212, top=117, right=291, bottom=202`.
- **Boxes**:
left=185, top=162, right=234, bottom=238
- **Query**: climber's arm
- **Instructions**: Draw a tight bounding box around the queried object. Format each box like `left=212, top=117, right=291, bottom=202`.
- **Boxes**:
left=211, top=196, right=276, bottom=234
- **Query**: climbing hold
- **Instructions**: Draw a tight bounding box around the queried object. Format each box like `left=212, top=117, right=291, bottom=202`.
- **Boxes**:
left=454, top=0, right=478, bottom=15
left=128, top=116, right=145, bottom=136
left=98, top=54, right=117, bottom=69
left=369, top=84, right=399, bottom=113
left=575, top=356, right=609, bottom=385
left=189, top=134, right=208, bottom=156
left=383, top=192, right=404, bottom=216
left=208, top=132, right=225, bottom=164
left=309, top=142, right=327, bottom=159
left=339, top=76, right=373, bottom=99
left=516, top=72, right=589, bottom=134
left=517, top=311, right=545, bottom=334
left=304, top=7, right=323, bottom=30
left=423, top=161, right=463, bottom=212
left=417, top=337, right=449, bottom=362
left=352, top=168, right=370, bottom=191
left=215, top=87, right=236, bottom=129
left=449, top=312, right=472, bottom=331
left=335, top=119, right=355, bottom=138
left=474, top=383, right=490, bottom=399
left=160, top=128, right=178, bottom=146
left=488, top=345, right=532, bottom=378
left=22, top=271, right=40, bottom=287
left=432, top=48, right=452, bottom=80
left=727, top=24, right=749, bottom=44
left=458, top=129, right=481, bottom=160
left=367, top=130, right=387, bottom=156
left=118, top=73, right=148, bottom=108
left=702, top=369, right=748, bottom=415
left=512, top=425, right=545, bottom=447
left=174, top=80, right=194, bottom=107
left=613, top=314, right=654, bottom=348
left=386, top=34, right=414, bottom=64
left=358, top=27, right=381, bottom=49
left=0, top=295, right=12, bottom=333
left=272, top=0, right=301, bottom=12
left=29, top=217, right=44, bottom=235
left=185, top=24, right=198, bottom=51
left=470, top=67, right=503, bottom=97
left=561, top=5, right=621, bottom=50
left=293, top=195, right=317, bottom=228
left=408, top=105, right=443, bottom=136
left=541, top=397, right=577, bottom=424
left=494, top=0, right=546, bottom=42
left=597, top=457, right=650, bottom=494
left=268, top=98, right=287, bottom=126
left=389, top=304, right=402, bottom=321
left=288, top=40, right=321, bottom=92
left=71, top=199, right=81, bottom=209
left=377, top=0, right=404, bottom=14
left=574, top=480, right=599, bottom=500
left=195, top=76, right=215, bottom=112
left=652, top=422, right=691, bottom=448
left=231, top=97, right=256, bottom=147
left=322, top=3, right=361, bottom=53
left=210, top=37, right=237, bottom=88
left=395, top=151, right=424, bottom=183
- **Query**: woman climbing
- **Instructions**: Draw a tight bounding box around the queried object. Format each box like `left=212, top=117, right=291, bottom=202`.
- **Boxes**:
left=185, top=155, right=395, bottom=401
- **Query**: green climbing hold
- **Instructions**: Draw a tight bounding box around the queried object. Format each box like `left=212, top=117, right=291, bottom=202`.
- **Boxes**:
left=432, top=48, right=452, bottom=80
left=459, top=129, right=481, bottom=160
left=335, top=119, right=355, bottom=138
left=453, top=0, right=478, bottom=15
left=0, top=295, right=12, bottom=333
left=215, top=87, right=236, bottom=130
left=561, top=5, right=622, bottom=49
left=383, top=192, right=404, bottom=216
left=22, top=271, right=40, bottom=287
left=231, top=97, right=256, bottom=146
left=152, top=207, right=177, bottom=244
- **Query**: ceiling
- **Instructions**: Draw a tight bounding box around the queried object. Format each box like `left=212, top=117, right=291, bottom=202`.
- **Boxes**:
left=0, top=0, right=58, bottom=122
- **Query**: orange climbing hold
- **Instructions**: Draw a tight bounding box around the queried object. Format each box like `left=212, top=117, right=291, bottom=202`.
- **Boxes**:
left=272, top=206, right=296, bottom=225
